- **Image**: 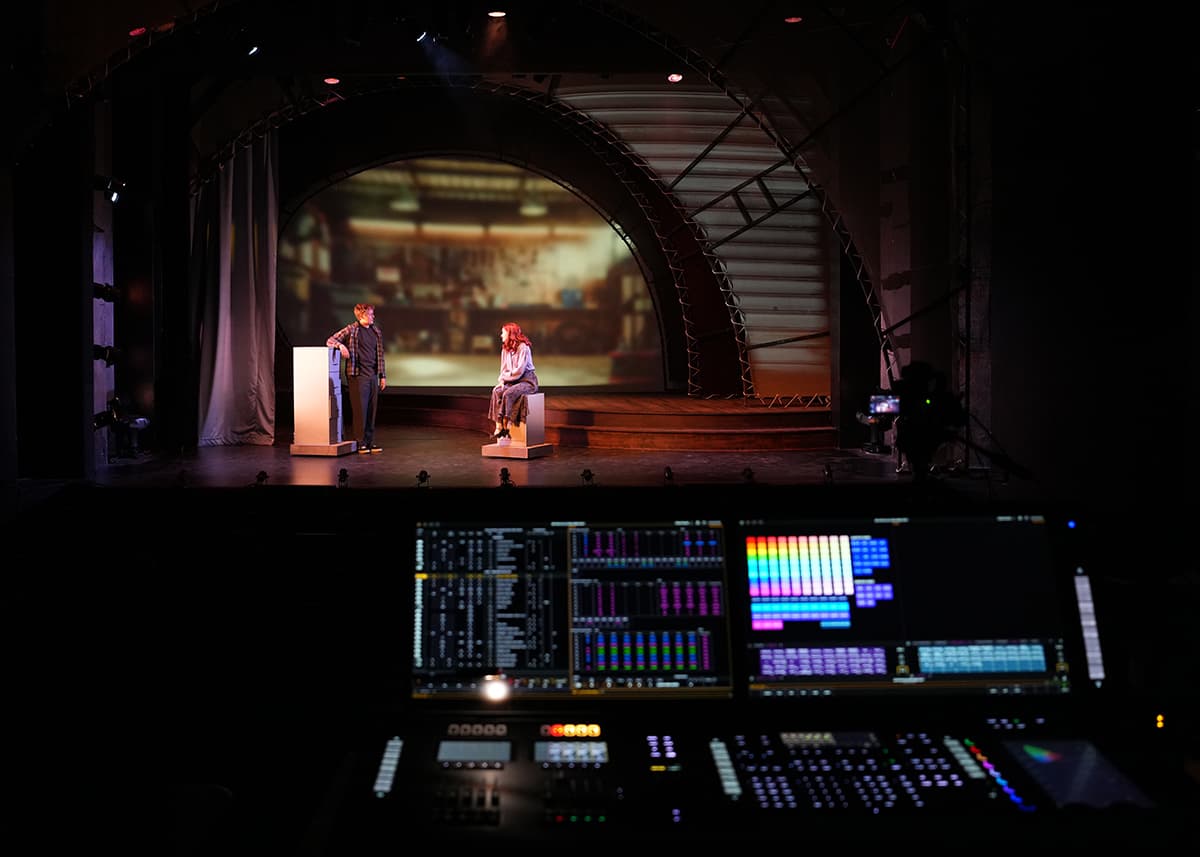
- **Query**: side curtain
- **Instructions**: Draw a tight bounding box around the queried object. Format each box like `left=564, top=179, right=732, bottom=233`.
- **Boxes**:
left=193, top=134, right=278, bottom=446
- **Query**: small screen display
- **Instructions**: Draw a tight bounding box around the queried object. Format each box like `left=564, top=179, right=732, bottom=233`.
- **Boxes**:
left=534, top=741, right=610, bottom=764
left=436, top=741, right=512, bottom=763
left=868, top=394, right=900, bottom=415
left=1003, top=740, right=1154, bottom=808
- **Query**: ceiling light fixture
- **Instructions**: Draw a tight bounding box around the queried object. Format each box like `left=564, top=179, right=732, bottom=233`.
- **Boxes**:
left=519, top=179, right=547, bottom=217
left=520, top=176, right=549, bottom=217
left=519, top=198, right=547, bottom=217
left=784, top=16, right=804, bottom=24
left=667, top=72, right=683, bottom=83
left=389, top=185, right=420, bottom=212
left=487, top=10, right=507, bottom=18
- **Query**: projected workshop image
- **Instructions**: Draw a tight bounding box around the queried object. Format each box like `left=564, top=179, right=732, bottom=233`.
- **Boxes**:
left=278, top=157, right=664, bottom=391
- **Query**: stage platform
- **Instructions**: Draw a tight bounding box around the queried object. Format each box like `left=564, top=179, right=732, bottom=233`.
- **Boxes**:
left=375, top=392, right=839, bottom=452
left=10, top=392, right=1003, bottom=501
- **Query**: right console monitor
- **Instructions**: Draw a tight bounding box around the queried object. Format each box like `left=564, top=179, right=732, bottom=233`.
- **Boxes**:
left=736, top=511, right=1106, bottom=699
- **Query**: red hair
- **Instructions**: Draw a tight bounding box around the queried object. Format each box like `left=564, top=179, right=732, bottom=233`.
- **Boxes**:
left=502, top=322, right=532, bottom=352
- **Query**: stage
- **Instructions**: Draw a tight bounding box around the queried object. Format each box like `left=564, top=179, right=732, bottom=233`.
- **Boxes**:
left=87, top=423, right=902, bottom=492
left=12, top=390, right=1021, bottom=523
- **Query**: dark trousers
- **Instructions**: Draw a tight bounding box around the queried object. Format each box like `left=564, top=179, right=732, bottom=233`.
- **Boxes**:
left=347, top=373, right=379, bottom=447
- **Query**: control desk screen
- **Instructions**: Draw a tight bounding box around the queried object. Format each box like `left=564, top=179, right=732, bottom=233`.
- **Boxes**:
left=412, top=519, right=732, bottom=700
left=738, top=513, right=1099, bottom=699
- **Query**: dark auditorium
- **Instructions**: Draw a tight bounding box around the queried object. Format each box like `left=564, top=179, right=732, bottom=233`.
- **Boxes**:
left=3, top=2, right=1195, bottom=852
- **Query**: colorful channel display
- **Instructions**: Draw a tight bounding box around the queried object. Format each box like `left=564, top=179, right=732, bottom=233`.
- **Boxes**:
left=740, top=514, right=1076, bottom=699
left=576, top=629, right=713, bottom=673
left=745, top=534, right=894, bottom=630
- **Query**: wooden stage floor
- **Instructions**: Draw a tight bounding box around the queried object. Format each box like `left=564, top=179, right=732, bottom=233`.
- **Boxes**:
left=88, top=423, right=900, bottom=491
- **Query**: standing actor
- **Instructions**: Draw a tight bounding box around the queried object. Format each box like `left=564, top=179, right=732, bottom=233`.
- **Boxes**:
left=327, top=303, right=387, bottom=453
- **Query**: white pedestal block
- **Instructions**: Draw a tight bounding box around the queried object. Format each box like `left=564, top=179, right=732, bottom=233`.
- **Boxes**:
left=290, top=346, right=356, bottom=456
left=481, top=441, right=555, bottom=459
left=482, top=393, right=554, bottom=459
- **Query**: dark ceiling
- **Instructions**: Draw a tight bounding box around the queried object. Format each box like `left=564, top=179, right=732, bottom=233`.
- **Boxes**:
left=10, top=2, right=919, bottom=158
left=26, top=1, right=904, bottom=91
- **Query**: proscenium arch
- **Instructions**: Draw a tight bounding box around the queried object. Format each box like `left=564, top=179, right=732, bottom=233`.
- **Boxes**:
left=274, top=82, right=743, bottom=395
left=54, top=0, right=894, bottom=399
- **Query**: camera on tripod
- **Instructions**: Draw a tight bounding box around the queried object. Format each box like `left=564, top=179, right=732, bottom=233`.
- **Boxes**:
left=857, top=393, right=899, bottom=454
left=858, top=362, right=966, bottom=478
left=893, top=361, right=965, bottom=476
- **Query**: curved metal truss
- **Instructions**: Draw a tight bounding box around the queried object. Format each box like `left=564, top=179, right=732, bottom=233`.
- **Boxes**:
left=189, top=73, right=725, bottom=396
left=586, top=0, right=902, bottom=392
